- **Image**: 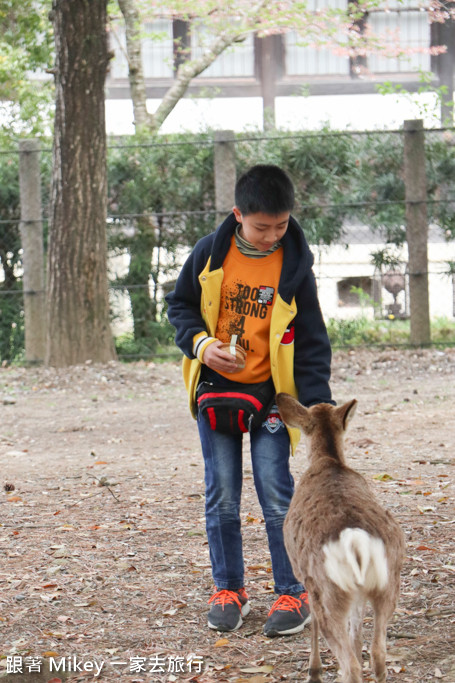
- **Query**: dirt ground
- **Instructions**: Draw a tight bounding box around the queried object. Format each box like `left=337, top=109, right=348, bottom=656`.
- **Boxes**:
left=1, top=348, right=454, bottom=683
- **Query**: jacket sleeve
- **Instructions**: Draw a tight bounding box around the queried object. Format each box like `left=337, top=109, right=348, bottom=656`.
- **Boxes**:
left=165, top=240, right=211, bottom=359
left=293, top=270, right=335, bottom=407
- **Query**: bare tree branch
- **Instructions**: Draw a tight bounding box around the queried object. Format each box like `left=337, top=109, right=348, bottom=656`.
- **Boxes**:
left=117, top=0, right=152, bottom=130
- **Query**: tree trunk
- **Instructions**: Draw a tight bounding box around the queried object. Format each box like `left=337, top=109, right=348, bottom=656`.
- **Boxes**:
left=47, top=0, right=116, bottom=366
left=125, top=220, right=156, bottom=340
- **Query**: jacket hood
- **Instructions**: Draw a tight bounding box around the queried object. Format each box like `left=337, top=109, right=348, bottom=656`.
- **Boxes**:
left=209, top=212, right=314, bottom=304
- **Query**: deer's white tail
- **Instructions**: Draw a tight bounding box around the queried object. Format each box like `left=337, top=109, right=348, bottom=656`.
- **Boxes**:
left=323, top=528, right=388, bottom=593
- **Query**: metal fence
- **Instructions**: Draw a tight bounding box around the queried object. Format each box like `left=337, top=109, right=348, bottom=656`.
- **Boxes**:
left=1, top=122, right=455, bottom=363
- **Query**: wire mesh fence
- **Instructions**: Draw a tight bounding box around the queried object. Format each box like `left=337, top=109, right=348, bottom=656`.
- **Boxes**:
left=1, top=124, right=454, bottom=363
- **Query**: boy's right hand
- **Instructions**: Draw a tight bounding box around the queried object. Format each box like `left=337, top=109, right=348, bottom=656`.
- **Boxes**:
left=202, top=340, right=241, bottom=374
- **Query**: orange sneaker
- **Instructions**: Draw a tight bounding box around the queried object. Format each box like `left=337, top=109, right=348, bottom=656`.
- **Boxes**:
left=207, top=587, right=250, bottom=632
left=263, top=591, right=310, bottom=637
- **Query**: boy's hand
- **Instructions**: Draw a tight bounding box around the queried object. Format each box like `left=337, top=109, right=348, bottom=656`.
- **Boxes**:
left=202, top=340, right=241, bottom=373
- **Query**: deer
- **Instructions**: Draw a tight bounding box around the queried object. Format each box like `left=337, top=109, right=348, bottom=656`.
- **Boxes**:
left=276, top=394, right=405, bottom=683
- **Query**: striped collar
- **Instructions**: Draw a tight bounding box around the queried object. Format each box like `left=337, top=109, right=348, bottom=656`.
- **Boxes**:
left=234, top=225, right=282, bottom=259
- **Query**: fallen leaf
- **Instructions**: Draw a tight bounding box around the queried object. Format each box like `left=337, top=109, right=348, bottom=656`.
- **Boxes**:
left=417, top=506, right=436, bottom=514
left=40, top=593, right=60, bottom=602
left=245, top=514, right=263, bottom=524
left=52, top=548, right=69, bottom=558
left=373, top=473, right=394, bottom=482
left=353, top=438, right=377, bottom=448
left=240, top=665, right=274, bottom=674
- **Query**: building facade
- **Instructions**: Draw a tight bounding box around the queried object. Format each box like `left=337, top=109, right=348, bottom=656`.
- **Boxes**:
left=105, top=0, right=454, bottom=133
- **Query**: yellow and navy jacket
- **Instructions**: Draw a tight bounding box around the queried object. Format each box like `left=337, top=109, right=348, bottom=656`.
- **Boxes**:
left=165, top=212, right=334, bottom=453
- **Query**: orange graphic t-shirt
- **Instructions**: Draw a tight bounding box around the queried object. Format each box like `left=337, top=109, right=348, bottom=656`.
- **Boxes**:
left=215, top=236, right=283, bottom=383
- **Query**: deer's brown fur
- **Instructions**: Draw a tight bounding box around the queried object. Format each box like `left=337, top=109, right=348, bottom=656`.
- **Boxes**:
left=277, top=394, right=405, bottom=683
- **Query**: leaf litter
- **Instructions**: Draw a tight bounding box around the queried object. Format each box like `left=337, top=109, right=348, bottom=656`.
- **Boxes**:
left=0, top=349, right=454, bottom=682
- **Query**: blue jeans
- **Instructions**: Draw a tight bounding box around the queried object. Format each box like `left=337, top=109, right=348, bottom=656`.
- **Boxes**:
left=197, top=406, right=304, bottom=595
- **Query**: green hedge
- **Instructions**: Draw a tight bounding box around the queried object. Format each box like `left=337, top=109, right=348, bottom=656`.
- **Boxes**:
left=1, top=127, right=454, bottom=362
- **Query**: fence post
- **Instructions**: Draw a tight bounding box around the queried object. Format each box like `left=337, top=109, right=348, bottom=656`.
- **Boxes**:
left=403, top=119, right=431, bottom=346
left=214, top=130, right=236, bottom=217
left=18, top=139, right=46, bottom=363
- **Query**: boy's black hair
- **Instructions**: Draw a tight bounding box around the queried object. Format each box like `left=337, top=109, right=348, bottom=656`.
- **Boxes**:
left=234, top=164, right=295, bottom=216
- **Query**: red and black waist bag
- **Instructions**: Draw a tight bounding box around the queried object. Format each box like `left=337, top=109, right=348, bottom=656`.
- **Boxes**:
left=196, top=378, right=275, bottom=435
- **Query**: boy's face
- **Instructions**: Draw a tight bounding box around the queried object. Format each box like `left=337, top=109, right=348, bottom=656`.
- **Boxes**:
left=233, top=207, right=290, bottom=252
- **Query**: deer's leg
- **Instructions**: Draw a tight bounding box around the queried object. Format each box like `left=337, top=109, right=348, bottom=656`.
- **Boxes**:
left=349, top=599, right=365, bottom=666
left=307, top=614, right=323, bottom=683
left=308, top=582, right=362, bottom=683
left=323, top=631, right=362, bottom=683
left=370, top=593, right=394, bottom=683
left=317, top=607, right=362, bottom=683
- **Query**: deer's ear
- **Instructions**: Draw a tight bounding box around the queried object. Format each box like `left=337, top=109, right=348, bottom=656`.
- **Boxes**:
left=276, top=393, right=313, bottom=434
left=337, top=399, right=357, bottom=431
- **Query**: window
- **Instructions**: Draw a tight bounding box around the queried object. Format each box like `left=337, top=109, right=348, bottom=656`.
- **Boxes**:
left=368, top=1, right=430, bottom=73
left=285, top=0, right=349, bottom=76
left=142, top=20, right=174, bottom=79
left=285, top=31, right=349, bottom=76
left=110, top=26, right=128, bottom=80
left=337, top=277, right=373, bottom=307
left=109, top=20, right=174, bottom=80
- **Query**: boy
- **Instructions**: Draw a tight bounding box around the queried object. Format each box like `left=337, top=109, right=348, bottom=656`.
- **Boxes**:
left=166, top=164, right=334, bottom=636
